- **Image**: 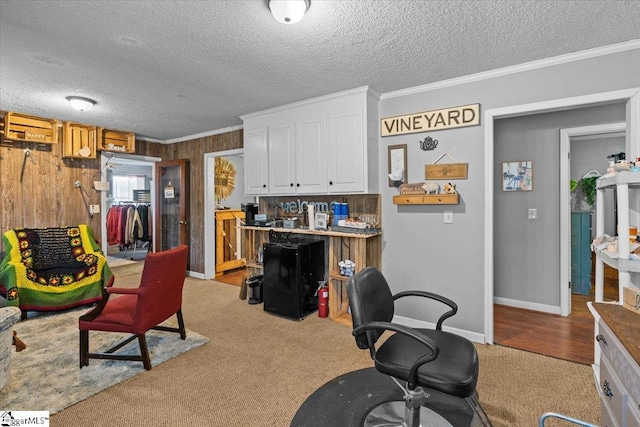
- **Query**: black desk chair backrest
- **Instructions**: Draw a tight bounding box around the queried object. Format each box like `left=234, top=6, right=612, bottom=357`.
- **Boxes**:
left=347, top=266, right=478, bottom=397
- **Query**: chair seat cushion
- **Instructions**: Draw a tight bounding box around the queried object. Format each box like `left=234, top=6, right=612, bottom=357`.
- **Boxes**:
left=78, top=295, right=138, bottom=334
left=374, top=328, right=478, bottom=397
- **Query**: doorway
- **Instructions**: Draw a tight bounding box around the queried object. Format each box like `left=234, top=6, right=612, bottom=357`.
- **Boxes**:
left=484, top=87, right=640, bottom=347
left=203, top=149, right=256, bottom=280
left=560, top=122, right=626, bottom=316
left=99, top=153, right=161, bottom=263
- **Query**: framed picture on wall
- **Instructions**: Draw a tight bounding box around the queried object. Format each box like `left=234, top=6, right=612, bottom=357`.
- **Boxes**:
left=388, top=144, right=407, bottom=187
left=502, top=160, right=533, bottom=191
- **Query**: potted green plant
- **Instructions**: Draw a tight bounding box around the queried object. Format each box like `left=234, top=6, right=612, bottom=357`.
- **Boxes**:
left=571, top=176, right=598, bottom=208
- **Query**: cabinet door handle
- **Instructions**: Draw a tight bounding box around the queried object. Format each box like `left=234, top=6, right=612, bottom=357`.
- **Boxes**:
left=596, top=334, right=608, bottom=346
left=290, top=183, right=294, bottom=187
left=296, top=183, right=300, bottom=187
left=602, top=380, right=613, bottom=398
left=263, top=184, right=267, bottom=188
left=329, top=181, right=333, bottom=185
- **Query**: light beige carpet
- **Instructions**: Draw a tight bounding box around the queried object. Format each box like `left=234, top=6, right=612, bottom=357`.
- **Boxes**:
left=48, top=270, right=600, bottom=427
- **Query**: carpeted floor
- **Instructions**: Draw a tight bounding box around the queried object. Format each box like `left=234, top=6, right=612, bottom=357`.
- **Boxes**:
left=1, top=307, right=208, bottom=414
left=45, top=268, right=599, bottom=427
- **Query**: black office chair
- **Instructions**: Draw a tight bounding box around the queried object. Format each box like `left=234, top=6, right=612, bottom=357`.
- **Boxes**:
left=347, top=266, right=480, bottom=427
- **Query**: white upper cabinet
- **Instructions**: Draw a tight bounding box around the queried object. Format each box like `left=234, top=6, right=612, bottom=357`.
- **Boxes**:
left=268, top=122, right=296, bottom=194
left=243, top=127, right=269, bottom=195
left=327, top=108, right=364, bottom=193
left=241, top=86, right=379, bottom=196
left=296, top=116, right=327, bottom=194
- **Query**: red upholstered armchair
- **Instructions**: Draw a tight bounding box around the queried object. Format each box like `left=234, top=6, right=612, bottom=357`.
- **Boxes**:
left=79, top=245, right=189, bottom=370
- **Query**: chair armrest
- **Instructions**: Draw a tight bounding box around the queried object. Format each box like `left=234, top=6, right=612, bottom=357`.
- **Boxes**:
left=107, top=287, right=141, bottom=295
left=353, top=320, right=439, bottom=390
left=393, top=290, right=457, bottom=330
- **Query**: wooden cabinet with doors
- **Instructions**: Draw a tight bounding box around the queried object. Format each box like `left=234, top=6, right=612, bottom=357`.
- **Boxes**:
left=155, top=159, right=189, bottom=253
left=215, top=209, right=245, bottom=276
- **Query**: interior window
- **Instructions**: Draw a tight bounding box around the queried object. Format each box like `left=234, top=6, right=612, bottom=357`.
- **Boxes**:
left=112, top=175, right=146, bottom=202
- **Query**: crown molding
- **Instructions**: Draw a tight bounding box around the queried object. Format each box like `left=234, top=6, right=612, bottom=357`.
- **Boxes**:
left=381, top=39, right=640, bottom=100
left=137, top=124, right=244, bottom=144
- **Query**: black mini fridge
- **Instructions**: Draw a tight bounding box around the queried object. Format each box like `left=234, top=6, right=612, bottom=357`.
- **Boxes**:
left=262, top=239, right=324, bottom=320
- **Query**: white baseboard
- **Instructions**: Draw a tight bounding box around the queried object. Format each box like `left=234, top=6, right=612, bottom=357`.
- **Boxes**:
left=187, top=270, right=205, bottom=280
left=493, top=296, right=561, bottom=315
left=393, top=315, right=486, bottom=344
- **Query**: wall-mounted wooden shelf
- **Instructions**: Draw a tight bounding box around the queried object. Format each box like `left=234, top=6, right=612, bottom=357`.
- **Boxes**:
left=63, top=122, right=97, bottom=159
left=4, top=111, right=60, bottom=144
left=97, top=127, right=135, bottom=153
left=393, top=194, right=459, bottom=205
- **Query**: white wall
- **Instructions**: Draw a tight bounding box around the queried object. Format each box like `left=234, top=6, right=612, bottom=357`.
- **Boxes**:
left=378, top=46, right=640, bottom=337
left=216, top=154, right=253, bottom=209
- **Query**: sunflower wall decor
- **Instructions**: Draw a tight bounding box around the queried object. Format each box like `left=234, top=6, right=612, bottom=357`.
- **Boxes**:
left=214, top=157, right=237, bottom=204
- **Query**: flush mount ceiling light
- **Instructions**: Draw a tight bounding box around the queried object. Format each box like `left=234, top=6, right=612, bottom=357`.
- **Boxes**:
left=66, top=96, right=96, bottom=112
left=267, top=0, right=310, bottom=24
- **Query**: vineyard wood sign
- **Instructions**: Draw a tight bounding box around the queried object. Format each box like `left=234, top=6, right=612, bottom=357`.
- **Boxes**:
left=381, top=103, right=480, bottom=137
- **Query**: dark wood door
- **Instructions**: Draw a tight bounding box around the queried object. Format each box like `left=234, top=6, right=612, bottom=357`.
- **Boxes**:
left=155, top=159, right=189, bottom=251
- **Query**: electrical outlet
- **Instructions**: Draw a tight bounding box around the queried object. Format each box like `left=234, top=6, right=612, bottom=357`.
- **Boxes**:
left=90, top=204, right=100, bottom=214
left=444, top=210, right=453, bottom=224
left=528, top=208, right=537, bottom=220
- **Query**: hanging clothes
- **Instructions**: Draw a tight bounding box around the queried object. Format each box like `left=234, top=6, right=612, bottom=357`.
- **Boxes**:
left=106, top=204, right=152, bottom=247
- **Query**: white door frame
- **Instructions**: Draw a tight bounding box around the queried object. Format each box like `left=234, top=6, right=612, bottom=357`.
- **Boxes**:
left=203, top=148, right=245, bottom=280
left=484, top=87, right=640, bottom=344
left=99, top=152, right=161, bottom=256
left=559, top=122, right=626, bottom=316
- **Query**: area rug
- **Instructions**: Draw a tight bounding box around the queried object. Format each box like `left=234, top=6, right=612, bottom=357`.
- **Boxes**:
left=0, top=307, right=209, bottom=414
left=106, top=256, right=137, bottom=268
left=109, top=261, right=144, bottom=278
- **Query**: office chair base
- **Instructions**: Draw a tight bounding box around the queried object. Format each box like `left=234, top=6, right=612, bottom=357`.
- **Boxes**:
left=363, top=401, right=452, bottom=427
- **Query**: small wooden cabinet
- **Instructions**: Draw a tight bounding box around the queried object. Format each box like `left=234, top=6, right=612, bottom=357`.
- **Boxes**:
left=63, top=122, right=97, bottom=159
left=3, top=111, right=60, bottom=144
left=393, top=194, right=459, bottom=205
left=97, top=127, right=135, bottom=153
left=215, top=210, right=245, bottom=276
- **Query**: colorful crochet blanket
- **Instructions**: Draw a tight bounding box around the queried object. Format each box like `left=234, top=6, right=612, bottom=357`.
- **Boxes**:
left=0, top=225, right=112, bottom=312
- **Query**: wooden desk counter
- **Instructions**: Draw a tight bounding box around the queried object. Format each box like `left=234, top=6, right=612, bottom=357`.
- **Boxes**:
left=239, top=225, right=381, bottom=239
left=240, top=225, right=382, bottom=325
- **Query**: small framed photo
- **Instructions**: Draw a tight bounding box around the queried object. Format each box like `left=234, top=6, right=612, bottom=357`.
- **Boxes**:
left=388, top=144, right=407, bottom=187
left=315, top=212, right=328, bottom=230
left=164, top=184, right=175, bottom=199
left=502, top=161, right=532, bottom=191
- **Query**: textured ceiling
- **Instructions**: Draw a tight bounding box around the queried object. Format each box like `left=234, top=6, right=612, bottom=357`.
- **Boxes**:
left=1, top=1, right=639, bottom=142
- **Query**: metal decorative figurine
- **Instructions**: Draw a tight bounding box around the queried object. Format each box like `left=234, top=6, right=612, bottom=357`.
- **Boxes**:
left=419, top=136, right=438, bottom=151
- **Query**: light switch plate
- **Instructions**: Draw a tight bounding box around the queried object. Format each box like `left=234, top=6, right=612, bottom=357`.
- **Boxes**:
left=444, top=210, right=453, bottom=224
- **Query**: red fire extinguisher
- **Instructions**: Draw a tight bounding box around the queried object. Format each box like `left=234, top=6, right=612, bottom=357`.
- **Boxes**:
left=317, top=281, right=329, bottom=318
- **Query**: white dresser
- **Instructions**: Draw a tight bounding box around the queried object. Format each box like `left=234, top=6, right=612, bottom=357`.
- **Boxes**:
left=590, top=303, right=640, bottom=427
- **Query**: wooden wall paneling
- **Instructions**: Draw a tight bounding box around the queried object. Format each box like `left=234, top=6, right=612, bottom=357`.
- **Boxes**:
left=0, top=119, right=244, bottom=271
left=134, top=131, right=244, bottom=274
left=0, top=115, right=102, bottom=256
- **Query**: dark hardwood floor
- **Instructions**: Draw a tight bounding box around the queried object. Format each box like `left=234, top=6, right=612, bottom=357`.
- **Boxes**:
left=494, top=274, right=619, bottom=365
